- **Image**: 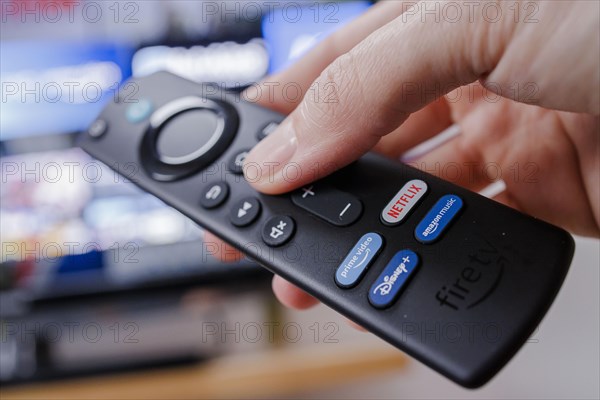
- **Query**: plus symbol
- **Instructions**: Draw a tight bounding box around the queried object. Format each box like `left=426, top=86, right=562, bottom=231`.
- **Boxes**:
left=301, top=186, right=315, bottom=198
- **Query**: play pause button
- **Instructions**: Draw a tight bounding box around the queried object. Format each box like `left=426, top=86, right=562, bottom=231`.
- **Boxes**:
left=237, top=201, right=252, bottom=218
left=230, top=197, right=261, bottom=227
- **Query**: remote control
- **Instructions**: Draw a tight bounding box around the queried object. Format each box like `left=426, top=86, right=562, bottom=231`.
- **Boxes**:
left=80, top=72, right=574, bottom=388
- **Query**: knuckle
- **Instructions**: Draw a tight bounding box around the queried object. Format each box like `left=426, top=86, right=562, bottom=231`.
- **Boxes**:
left=298, top=52, right=364, bottom=136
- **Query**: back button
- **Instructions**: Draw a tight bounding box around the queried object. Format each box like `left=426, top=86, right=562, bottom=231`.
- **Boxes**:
left=200, top=181, right=229, bottom=209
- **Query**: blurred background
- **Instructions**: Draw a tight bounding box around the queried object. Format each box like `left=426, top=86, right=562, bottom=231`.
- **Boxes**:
left=1, top=1, right=598, bottom=398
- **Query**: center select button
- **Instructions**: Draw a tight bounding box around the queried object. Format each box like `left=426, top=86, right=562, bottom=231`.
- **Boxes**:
left=140, top=96, right=239, bottom=182
left=335, top=233, right=383, bottom=288
left=155, top=108, right=223, bottom=165
left=381, top=179, right=428, bottom=226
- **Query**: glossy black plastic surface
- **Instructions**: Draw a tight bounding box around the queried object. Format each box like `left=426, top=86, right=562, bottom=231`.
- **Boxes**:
left=80, top=72, right=574, bottom=388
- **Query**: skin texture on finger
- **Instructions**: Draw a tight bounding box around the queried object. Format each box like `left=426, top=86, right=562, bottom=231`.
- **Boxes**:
left=244, top=3, right=499, bottom=194
left=272, top=275, right=319, bottom=310
left=484, top=1, right=600, bottom=114
left=203, top=231, right=244, bottom=263
left=245, top=2, right=455, bottom=169
left=464, top=102, right=599, bottom=236
left=409, top=134, right=490, bottom=193
left=211, top=3, right=408, bottom=266
left=344, top=318, right=368, bottom=332
left=216, top=1, right=599, bottom=320
left=245, top=2, right=599, bottom=196
left=245, top=0, right=409, bottom=113
left=418, top=96, right=600, bottom=237
left=409, top=86, right=493, bottom=192
left=557, top=113, right=600, bottom=230
left=372, top=98, right=453, bottom=159
left=236, top=2, right=453, bottom=315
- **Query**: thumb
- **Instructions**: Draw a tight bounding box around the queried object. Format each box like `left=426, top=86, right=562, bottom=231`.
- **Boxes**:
left=243, top=3, right=506, bottom=194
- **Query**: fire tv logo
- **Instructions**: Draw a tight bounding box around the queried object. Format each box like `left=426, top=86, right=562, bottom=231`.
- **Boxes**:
left=436, top=238, right=506, bottom=311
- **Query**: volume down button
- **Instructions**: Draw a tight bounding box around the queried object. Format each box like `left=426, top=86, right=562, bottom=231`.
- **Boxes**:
left=291, top=183, right=363, bottom=227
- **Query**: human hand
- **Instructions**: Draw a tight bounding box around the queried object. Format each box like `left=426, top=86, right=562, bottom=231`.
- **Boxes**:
left=206, top=0, right=599, bottom=311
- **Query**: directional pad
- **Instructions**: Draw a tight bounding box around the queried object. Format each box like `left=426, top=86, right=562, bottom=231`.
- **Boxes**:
left=140, top=96, right=238, bottom=182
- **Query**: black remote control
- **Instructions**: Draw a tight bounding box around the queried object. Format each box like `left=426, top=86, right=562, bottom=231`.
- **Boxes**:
left=80, top=72, right=574, bottom=388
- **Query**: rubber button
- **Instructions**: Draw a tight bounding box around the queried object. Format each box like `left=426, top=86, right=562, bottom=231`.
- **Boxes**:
left=381, top=179, right=428, bottom=226
left=156, top=109, right=220, bottom=165
left=262, top=216, right=295, bottom=247
left=415, top=194, right=463, bottom=243
left=199, top=181, right=229, bottom=209
left=126, top=99, right=153, bottom=123
left=88, top=119, right=108, bottom=138
left=228, top=149, right=250, bottom=174
left=230, top=197, right=261, bottom=227
left=291, top=183, right=362, bottom=227
left=369, top=250, right=419, bottom=308
left=257, top=122, right=279, bottom=140
left=335, top=233, right=384, bottom=288
left=139, top=96, right=239, bottom=182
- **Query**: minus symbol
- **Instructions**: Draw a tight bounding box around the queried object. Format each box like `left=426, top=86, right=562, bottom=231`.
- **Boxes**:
left=339, top=203, right=352, bottom=218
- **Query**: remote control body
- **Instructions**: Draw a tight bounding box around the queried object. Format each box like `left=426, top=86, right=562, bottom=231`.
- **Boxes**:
left=80, top=72, right=574, bottom=388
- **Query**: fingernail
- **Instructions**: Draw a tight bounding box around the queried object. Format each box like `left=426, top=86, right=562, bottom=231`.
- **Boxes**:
left=243, top=118, right=297, bottom=187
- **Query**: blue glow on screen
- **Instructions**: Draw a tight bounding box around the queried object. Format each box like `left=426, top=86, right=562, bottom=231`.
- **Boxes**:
left=1, top=41, right=133, bottom=140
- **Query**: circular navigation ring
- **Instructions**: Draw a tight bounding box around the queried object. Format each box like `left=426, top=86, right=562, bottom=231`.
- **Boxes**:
left=140, top=96, right=238, bottom=181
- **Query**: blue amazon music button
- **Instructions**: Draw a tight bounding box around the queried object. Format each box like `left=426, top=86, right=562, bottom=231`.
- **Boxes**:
left=415, top=195, right=464, bottom=244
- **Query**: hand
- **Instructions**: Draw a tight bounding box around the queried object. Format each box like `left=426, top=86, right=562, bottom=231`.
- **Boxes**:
left=206, top=0, right=600, bottom=311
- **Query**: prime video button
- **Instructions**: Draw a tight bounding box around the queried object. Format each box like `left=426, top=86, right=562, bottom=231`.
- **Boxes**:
left=415, top=194, right=464, bottom=244
left=335, top=233, right=384, bottom=288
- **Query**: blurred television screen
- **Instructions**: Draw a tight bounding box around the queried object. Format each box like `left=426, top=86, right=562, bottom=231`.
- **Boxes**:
left=1, top=0, right=372, bottom=273
left=0, top=0, right=373, bottom=385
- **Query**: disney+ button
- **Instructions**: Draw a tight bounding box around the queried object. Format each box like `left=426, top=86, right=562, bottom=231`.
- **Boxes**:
left=369, top=249, right=419, bottom=309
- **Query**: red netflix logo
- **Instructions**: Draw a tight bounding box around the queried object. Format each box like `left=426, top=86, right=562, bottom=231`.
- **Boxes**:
left=381, top=180, right=428, bottom=225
